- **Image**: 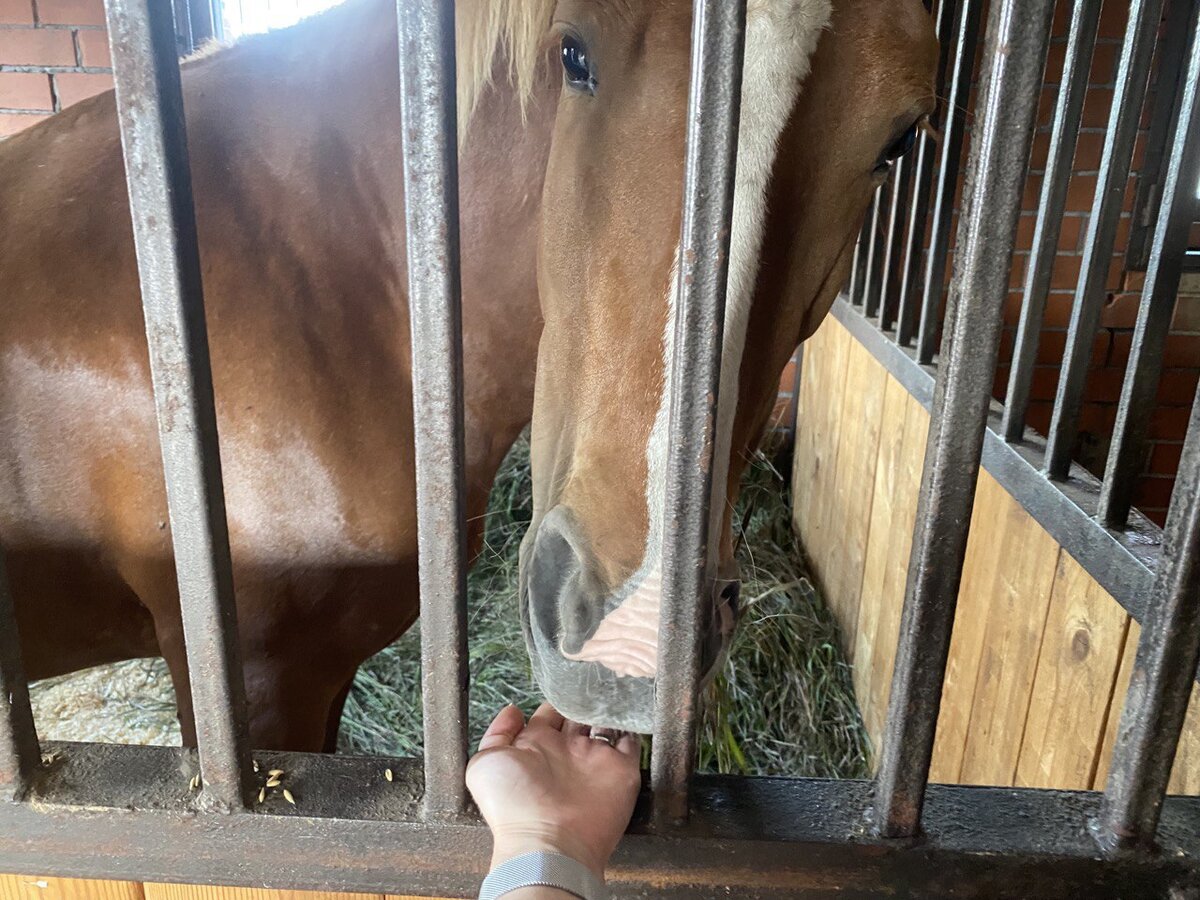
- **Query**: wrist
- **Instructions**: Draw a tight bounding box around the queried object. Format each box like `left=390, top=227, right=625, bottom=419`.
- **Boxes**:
left=489, top=826, right=607, bottom=881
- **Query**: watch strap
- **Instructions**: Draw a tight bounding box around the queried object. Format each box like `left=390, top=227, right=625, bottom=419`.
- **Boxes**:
left=478, top=850, right=608, bottom=900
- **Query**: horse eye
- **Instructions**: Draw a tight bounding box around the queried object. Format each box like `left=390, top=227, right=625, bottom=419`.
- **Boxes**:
left=561, top=34, right=594, bottom=92
left=883, top=123, right=918, bottom=162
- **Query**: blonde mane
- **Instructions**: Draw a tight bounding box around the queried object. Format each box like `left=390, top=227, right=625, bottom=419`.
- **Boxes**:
left=456, top=0, right=557, bottom=138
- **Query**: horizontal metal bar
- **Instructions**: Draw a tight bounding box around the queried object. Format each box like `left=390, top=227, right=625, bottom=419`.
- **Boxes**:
left=874, top=0, right=1056, bottom=839
left=1044, top=0, right=1166, bottom=479
left=916, top=0, right=982, bottom=365
left=3, top=742, right=1198, bottom=899
left=1097, top=385, right=1200, bottom=852
left=651, top=0, right=746, bottom=827
left=1000, top=0, right=1102, bottom=443
left=0, top=551, right=39, bottom=799
left=1098, top=6, right=1200, bottom=529
left=396, top=0, right=471, bottom=822
left=103, top=0, right=251, bottom=811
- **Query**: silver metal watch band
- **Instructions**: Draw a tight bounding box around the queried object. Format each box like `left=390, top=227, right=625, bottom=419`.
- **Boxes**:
left=478, top=850, right=608, bottom=900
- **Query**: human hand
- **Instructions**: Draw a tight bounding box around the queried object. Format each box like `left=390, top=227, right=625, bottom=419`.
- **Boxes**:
left=465, top=703, right=642, bottom=878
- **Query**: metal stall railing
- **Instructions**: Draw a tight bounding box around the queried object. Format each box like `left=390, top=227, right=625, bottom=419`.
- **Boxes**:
left=0, top=0, right=1199, bottom=897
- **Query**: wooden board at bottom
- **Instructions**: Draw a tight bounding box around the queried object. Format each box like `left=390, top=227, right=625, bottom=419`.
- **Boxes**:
left=0, top=878, right=449, bottom=900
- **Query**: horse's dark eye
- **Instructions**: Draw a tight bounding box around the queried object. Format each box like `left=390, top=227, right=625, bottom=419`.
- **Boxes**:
left=884, top=124, right=918, bottom=162
left=561, top=34, right=594, bottom=92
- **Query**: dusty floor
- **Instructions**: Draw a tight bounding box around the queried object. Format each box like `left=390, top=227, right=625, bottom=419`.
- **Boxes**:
left=30, top=658, right=181, bottom=745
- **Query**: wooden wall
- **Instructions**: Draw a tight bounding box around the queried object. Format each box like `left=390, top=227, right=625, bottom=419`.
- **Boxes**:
left=0, top=876, right=441, bottom=900
left=792, top=315, right=1200, bottom=793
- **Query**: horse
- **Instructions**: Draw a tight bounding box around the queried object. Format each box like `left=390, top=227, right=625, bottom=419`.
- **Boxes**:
left=0, top=0, right=937, bottom=748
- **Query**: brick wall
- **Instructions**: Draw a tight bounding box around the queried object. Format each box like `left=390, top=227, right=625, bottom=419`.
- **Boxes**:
left=0, top=0, right=112, bottom=138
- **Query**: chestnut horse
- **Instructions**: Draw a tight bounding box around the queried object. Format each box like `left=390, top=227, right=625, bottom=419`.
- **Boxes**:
left=0, top=0, right=936, bottom=747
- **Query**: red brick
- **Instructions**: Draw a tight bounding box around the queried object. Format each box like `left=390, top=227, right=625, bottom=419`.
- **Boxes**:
left=53, top=69, right=109, bottom=107
left=1148, top=442, right=1184, bottom=476
left=1012, top=213, right=1081, bottom=252
left=1124, top=270, right=1145, bottom=293
left=1157, top=370, right=1200, bottom=407
left=1098, top=3, right=1129, bottom=39
left=1050, top=254, right=1082, bottom=291
left=1107, top=330, right=1133, bottom=368
left=0, top=109, right=45, bottom=135
left=1149, top=405, right=1193, bottom=441
left=0, top=26, right=75, bottom=65
left=1164, top=334, right=1200, bottom=368
left=1090, top=43, right=1118, bottom=85
left=1073, top=132, right=1105, bottom=170
left=0, top=71, right=51, bottom=109
left=75, top=26, right=107, bottom=67
left=1082, top=89, right=1115, bottom=129
left=1064, top=173, right=1097, bottom=213
left=35, top=0, right=103, bottom=25
left=0, top=0, right=33, bottom=23
left=1173, top=292, right=1200, bottom=333
left=1132, top=475, right=1175, bottom=515
left=1100, top=292, right=1141, bottom=329
left=1085, top=366, right=1126, bottom=404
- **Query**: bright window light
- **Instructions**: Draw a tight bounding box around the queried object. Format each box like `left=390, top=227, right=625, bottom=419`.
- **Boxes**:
left=221, top=0, right=346, bottom=39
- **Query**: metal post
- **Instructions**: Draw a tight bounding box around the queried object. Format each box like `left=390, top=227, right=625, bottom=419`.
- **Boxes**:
left=397, top=0, right=470, bottom=822
left=1000, top=0, right=1102, bottom=443
left=874, top=0, right=1055, bottom=838
left=1096, top=385, right=1200, bottom=852
left=0, top=552, right=38, bottom=800
left=1044, top=0, right=1166, bottom=479
left=915, top=0, right=982, bottom=365
left=1098, top=8, right=1200, bottom=528
left=651, top=0, right=746, bottom=827
left=878, top=156, right=913, bottom=333
left=863, top=184, right=890, bottom=318
left=104, top=0, right=251, bottom=812
left=895, top=0, right=955, bottom=347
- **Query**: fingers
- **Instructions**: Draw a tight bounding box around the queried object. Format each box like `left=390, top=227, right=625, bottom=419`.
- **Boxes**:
left=616, top=731, right=640, bottom=761
left=477, top=703, right=526, bottom=752
left=528, top=701, right=565, bottom=731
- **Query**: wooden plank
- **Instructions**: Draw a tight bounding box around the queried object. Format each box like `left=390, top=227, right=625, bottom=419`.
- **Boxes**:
left=792, top=317, right=852, bottom=608
left=0, top=877, right=143, bottom=900
left=957, top=483, right=1061, bottom=787
left=856, top=379, right=929, bottom=752
left=1094, top=621, right=1200, bottom=795
left=144, top=884, right=435, bottom=900
left=1014, top=551, right=1131, bottom=790
left=791, top=320, right=828, bottom=548
left=823, top=337, right=888, bottom=661
left=929, top=473, right=1009, bottom=783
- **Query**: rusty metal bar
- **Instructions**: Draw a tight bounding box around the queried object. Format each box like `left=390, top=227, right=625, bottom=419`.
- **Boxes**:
left=878, top=156, right=912, bottom=332
left=1044, top=0, right=1166, bottom=479
left=874, top=0, right=1054, bottom=838
left=895, top=0, right=955, bottom=347
left=863, top=184, right=890, bottom=318
left=1000, top=0, right=1101, bottom=443
left=1098, top=7, right=1200, bottom=528
left=651, top=0, right=746, bottom=827
left=1096, top=384, right=1200, bottom=852
left=396, top=0, right=470, bottom=821
left=103, top=0, right=251, bottom=811
left=0, top=552, right=38, bottom=800
left=915, top=0, right=982, bottom=365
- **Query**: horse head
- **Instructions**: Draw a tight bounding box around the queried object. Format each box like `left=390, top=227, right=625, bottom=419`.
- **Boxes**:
left=518, top=0, right=937, bottom=732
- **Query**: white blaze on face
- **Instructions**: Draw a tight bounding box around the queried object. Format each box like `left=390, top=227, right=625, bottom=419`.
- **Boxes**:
left=569, top=0, right=833, bottom=678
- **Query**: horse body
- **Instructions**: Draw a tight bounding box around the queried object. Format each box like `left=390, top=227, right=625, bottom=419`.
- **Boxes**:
left=0, top=0, right=553, bottom=749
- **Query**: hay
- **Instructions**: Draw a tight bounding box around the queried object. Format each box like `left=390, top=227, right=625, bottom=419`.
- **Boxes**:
left=339, top=437, right=869, bottom=779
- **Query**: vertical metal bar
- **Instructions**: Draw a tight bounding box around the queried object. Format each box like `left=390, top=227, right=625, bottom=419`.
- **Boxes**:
left=651, top=0, right=746, bottom=827
left=1001, top=0, right=1102, bottom=443
left=397, top=0, right=470, bottom=821
left=0, top=552, right=39, bottom=800
left=104, top=0, right=251, bottom=811
left=896, top=0, right=955, bottom=347
left=848, top=219, right=870, bottom=305
left=863, top=184, right=890, bottom=318
left=878, top=155, right=913, bottom=332
left=1098, top=12, right=1200, bottom=528
left=874, top=0, right=1054, bottom=838
left=916, top=0, right=982, bottom=365
left=1044, top=0, right=1166, bottom=479
left=1096, top=385, right=1200, bottom=851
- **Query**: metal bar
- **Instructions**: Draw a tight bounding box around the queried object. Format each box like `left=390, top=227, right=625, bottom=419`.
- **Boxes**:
left=104, top=0, right=251, bottom=811
left=0, top=552, right=39, bottom=800
left=874, top=0, right=1055, bottom=838
left=862, top=183, right=890, bottom=318
left=915, top=0, right=982, bottom=365
left=1098, top=6, right=1200, bottom=528
left=1044, top=0, right=1166, bottom=479
left=1000, top=0, right=1102, bottom=443
left=5, top=742, right=1200, bottom=898
left=878, top=155, right=913, bottom=332
left=650, top=0, right=746, bottom=827
left=895, top=0, right=955, bottom=347
left=1096, top=385, right=1200, bottom=852
left=848, top=218, right=870, bottom=305
left=396, top=0, right=470, bottom=822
